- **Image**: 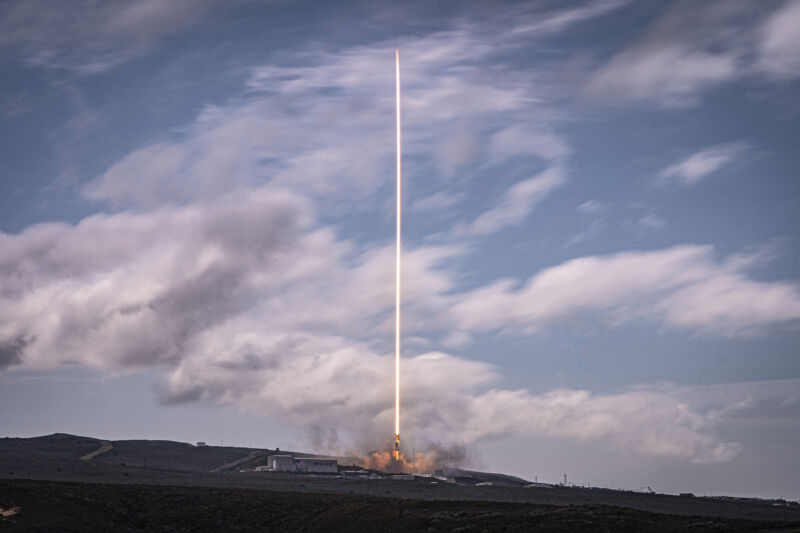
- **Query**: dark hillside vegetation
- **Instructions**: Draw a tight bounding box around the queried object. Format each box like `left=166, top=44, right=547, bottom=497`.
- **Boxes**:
left=2, top=434, right=799, bottom=526
left=2, top=479, right=799, bottom=533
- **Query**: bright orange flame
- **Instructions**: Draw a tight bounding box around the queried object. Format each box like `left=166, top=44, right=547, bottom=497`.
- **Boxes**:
left=357, top=441, right=449, bottom=475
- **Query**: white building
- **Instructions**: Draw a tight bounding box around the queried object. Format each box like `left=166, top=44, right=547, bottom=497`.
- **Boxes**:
left=267, top=455, right=338, bottom=473
left=294, top=457, right=337, bottom=473
left=268, top=455, right=296, bottom=472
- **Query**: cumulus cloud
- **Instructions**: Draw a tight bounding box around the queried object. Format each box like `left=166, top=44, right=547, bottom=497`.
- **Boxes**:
left=446, top=245, right=800, bottom=337
left=163, top=332, right=741, bottom=463
left=5, top=188, right=795, bottom=460
left=464, top=387, right=739, bottom=463
left=659, top=142, right=752, bottom=185
left=0, top=188, right=314, bottom=370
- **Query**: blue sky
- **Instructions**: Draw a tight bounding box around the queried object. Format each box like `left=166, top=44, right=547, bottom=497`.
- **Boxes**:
left=1, top=0, right=799, bottom=499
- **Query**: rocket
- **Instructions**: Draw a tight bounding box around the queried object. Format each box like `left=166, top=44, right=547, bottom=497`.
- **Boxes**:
left=393, top=48, right=402, bottom=462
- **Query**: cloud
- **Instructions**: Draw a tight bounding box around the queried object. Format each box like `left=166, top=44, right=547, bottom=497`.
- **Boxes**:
left=0, top=337, right=28, bottom=370
left=450, top=124, right=571, bottom=237
left=3, top=189, right=797, bottom=460
left=158, top=325, right=741, bottom=463
left=565, top=219, right=605, bottom=248
left=757, top=0, right=800, bottom=79
left=464, top=387, right=739, bottom=463
left=657, top=274, right=800, bottom=336
left=0, top=0, right=233, bottom=73
left=150, top=324, right=747, bottom=464
left=434, top=129, right=480, bottom=178
left=0, top=188, right=315, bottom=370
left=582, top=1, right=757, bottom=108
left=578, top=200, right=604, bottom=214
left=658, top=142, right=751, bottom=185
left=460, top=166, right=567, bottom=236
left=84, top=26, right=546, bottom=211
left=584, top=46, right=737, bottom=109
left=637, top=213, right=667, bottom=231
left=488, top=125, right=571, bottom=163
left=410, top=191, right=464, bottom=213
left=511, top=0, right=632, bottom=36
left=581, top=2, right=800, bottom=109
left=446, top=245, right=800, bottom=337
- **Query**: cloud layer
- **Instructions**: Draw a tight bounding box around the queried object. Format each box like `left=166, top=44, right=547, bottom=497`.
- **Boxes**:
left=3, top=185, right=799, bottom=461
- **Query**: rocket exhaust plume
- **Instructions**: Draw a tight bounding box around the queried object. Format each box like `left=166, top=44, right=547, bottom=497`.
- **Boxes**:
left=394, top=48, right=402, bottom=462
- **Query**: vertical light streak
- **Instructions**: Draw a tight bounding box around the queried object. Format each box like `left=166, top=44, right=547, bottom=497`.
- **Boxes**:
left=394, top=48, right=402, bottom=449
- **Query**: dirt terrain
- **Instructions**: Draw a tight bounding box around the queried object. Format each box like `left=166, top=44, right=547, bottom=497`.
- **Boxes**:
left=1, top=434, right=799, bottom=531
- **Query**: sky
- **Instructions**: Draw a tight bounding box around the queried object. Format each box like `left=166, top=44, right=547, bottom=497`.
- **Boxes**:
left=1, top=0, right=799, bottom=499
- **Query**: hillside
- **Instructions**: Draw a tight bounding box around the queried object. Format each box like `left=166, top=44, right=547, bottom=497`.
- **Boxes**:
left=1, top=433, right=799, bottom=527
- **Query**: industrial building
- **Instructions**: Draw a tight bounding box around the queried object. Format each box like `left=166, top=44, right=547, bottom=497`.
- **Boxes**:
left=268, top=455, right=296, bottom=472
left=266, top=455, right=338, bottom=473
left=294, top=457, right=337, bottom=473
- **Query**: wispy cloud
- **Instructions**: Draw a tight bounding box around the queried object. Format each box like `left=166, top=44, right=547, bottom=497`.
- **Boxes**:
left=0, top=0, right=233, bottom=74
left=511, top=0, right=632, bottom=36
left=581, top=1, right=762, bottom=108
left=84, top=26, right=546, bottom=213
left=410, top=191, right=464, bottom=213
left=637, top=213, right=667, bottom=231
left=578, top=199, right=604, bottom=214
left=460, top=166, right=566, bottom=236
left=659, top=142, right=752, bottom=185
